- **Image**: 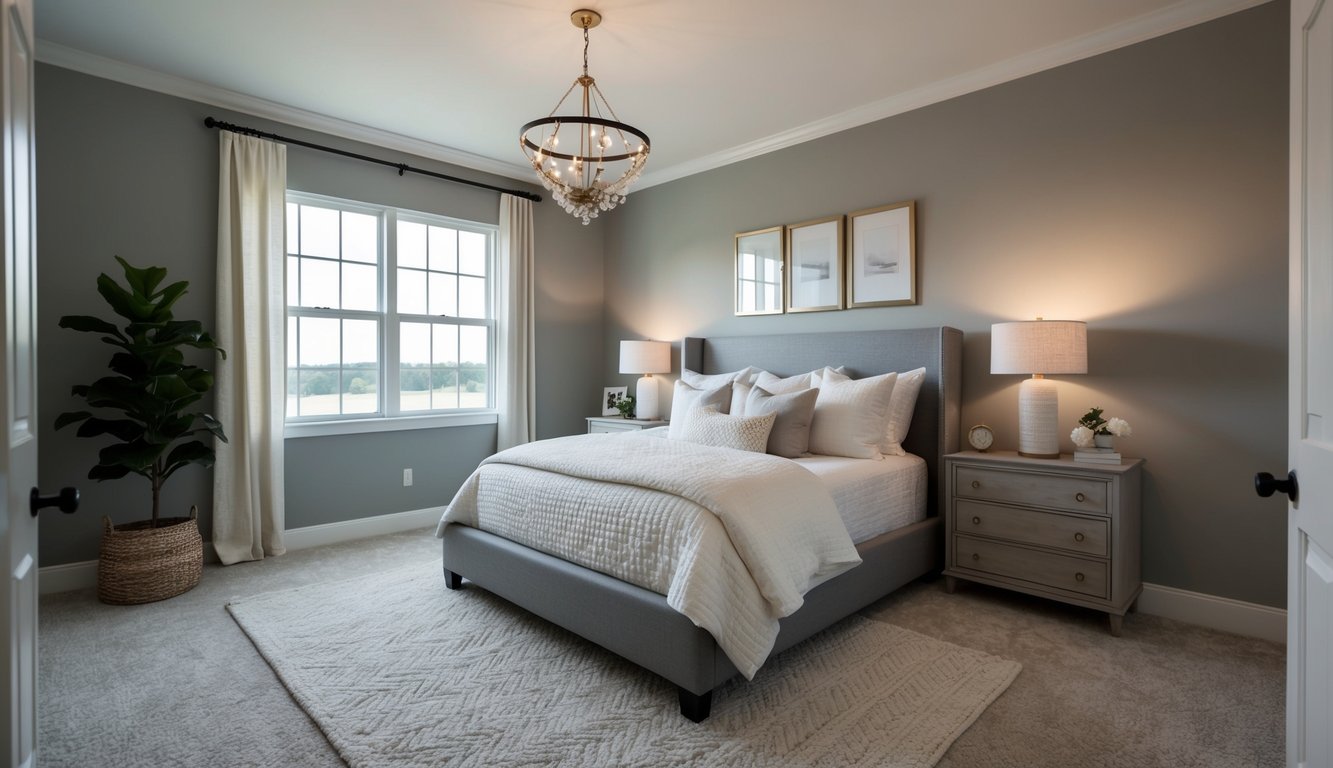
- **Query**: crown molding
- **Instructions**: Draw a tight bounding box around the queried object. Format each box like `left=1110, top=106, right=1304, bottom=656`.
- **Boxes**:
left=34, top=40, right=537, bottom=185
left=634, top=0, right=1272, bottom=190
left=36, top=0, right=1271, bottom=194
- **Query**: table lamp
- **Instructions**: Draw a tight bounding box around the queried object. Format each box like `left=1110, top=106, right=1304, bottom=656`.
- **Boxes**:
left=619, top=340, right=671, bottom=420
left=991, top=319, right=1087, bottom=458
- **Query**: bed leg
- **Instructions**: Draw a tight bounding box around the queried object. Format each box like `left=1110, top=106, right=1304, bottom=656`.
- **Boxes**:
left=443, top=568, right=462, bottom=590
left=678, top=688, right=713, bottom=723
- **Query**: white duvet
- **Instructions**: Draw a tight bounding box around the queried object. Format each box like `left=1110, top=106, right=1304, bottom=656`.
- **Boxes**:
left=436, top=431, right=861, bottom=678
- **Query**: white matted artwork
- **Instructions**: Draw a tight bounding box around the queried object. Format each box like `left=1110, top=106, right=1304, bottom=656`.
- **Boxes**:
left=602, top=386, right=628, bottom=416
left=785, top=216, right=844, bottom=313
left=847, top=200, right=916, bottom=308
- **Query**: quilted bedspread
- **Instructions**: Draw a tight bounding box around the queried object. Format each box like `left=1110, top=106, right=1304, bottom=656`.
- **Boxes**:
left=436, top=431, right=861, bottom=678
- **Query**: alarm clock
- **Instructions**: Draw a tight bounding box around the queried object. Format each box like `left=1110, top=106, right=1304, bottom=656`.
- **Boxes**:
left=968, top=424, right=995, bottom=452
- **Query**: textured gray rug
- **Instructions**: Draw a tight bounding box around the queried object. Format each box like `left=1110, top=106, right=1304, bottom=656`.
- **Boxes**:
left=228, top=562, right=1020, bottom=768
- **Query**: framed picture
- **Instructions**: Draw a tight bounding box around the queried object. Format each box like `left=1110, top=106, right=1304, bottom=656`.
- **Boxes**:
left=785, top=216, right=844, bottom=312
left=734, top=225, right=785, bottom=316
left=602, top=386, right=627, bottom=416
left=847, top=200, right=916, bottom=308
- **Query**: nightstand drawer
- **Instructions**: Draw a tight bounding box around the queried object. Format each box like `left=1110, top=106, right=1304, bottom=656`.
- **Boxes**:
left=954, top=536, right=1108, bottom=599
left=954, top=499, right=1109, bottom=556
left=590, top=421, right=639, bottom=433
left=956, top=465, right=1107, bottom=515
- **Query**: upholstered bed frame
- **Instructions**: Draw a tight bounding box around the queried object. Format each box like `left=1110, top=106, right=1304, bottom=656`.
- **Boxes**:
left=441, top=327, right=962, bottom=721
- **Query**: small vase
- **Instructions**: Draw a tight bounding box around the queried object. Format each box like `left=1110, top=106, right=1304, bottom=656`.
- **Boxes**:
left=1094, top=434, right=1114, bottom=450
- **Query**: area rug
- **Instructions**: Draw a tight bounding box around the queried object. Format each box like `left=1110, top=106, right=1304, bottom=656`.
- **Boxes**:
left=227, top=562, right=1020, bottom=768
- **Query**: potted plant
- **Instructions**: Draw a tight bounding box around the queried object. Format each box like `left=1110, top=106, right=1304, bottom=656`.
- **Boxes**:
left=55, top=256, right=226, bottom=605
left=614, top=393, right=637, bottom=419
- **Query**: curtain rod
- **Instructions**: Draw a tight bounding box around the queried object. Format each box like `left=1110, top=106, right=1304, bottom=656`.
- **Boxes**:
left=203, top=117, right=542, bottom=203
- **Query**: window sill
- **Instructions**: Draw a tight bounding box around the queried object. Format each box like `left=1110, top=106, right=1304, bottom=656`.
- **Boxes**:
left=284, top=411, right=498, bottom=439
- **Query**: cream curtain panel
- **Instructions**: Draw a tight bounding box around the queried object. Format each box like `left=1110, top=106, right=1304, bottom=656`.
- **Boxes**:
left=213, top=132, right=287, bottom=564
left=496, top=194, right=536, bottom=451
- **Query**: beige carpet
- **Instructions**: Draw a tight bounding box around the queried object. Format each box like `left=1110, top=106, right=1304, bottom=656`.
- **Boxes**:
left=227, top=561, right=1020, bottom=768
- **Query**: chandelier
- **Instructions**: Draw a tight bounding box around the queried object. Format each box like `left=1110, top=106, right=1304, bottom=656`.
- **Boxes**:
left=520, top=9, right=650, bottom=225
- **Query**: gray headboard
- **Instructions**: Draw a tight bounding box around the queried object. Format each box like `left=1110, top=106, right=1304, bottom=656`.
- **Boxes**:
left=682, top=327, right=962, bottom=517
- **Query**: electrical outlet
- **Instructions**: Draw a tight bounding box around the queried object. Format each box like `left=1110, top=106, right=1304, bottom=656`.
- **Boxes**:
left=403, top=468, right=413, bottom=487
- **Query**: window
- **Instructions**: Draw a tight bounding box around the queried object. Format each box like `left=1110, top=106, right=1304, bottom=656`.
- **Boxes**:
left=285, top=192, right=496, bottom=427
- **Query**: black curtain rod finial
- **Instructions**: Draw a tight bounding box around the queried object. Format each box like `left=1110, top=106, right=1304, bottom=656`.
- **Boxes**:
left=201, top=116, right=542, bottom=203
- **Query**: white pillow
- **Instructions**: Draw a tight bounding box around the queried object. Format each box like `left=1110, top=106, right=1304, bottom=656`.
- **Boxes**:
left=681, top=367, right=756, bottom=389
left=809, top=366, right=848, bottom=388
left=820, top=367, right=926, bottom=456
left=678, top=406, right=776, bottom=454
left=667, top=380, right=731, bottom=439
left=754, top=369, right=817, bottom=394
left=808, top=372, right=898, bottom=459
left=883, top=367, right=926, bottom=456
left=731, top=381, right=752, bottom=416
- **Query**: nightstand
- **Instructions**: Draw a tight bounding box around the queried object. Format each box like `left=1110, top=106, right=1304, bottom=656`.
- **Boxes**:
left=586, top=416, right=668, bottom=434
left=943, top=450, right=1143, bottom=636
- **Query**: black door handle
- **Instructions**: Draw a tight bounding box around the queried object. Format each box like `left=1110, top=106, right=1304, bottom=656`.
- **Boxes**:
left=1254, top=471, right=1298, bottom=503
left=30, top=486, right=79, bottom=517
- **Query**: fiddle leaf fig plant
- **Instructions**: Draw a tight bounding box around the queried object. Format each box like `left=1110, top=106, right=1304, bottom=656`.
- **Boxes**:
left=55, top=256, right=227, bottom=526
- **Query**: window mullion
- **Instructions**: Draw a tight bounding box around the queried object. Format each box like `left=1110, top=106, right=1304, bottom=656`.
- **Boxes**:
left=384, top=209, right=400, bottom=417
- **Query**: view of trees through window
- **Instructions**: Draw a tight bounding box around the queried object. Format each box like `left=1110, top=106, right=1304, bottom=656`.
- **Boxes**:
left=286, top=195, right=493, bottom=420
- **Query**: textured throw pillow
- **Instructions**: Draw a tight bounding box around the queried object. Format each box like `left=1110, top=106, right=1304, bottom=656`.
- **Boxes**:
left=745, top=385, right=819, bottom=458
left=808, top=371, right=898, bottom=459
left=681, top=367, right=756, bottom=390
left=667, top=380, right=732, bottom=439
left=754, top=369, right=817, bottom=394
left=678, top=406, right=776, bottom=454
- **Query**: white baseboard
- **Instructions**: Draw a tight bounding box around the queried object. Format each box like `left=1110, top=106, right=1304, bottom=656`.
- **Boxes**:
left=1138, top=582, right=1286, bottom=644
left=38, top=506, right=443, bottom=595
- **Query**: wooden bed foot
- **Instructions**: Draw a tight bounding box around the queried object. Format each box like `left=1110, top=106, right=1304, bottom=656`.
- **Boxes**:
left=678, top=688, right=713, bottom=723
left=443, top=569, right=462, bottom=590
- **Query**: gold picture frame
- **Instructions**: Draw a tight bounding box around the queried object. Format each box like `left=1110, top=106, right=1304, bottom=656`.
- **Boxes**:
left=846, top=200, right=916, bottom=308
left=784, top=216, right=844, bottom=313
left=734, top=225, right=785, bottom=316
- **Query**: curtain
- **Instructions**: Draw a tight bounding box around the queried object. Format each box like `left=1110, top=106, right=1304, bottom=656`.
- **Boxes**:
left=213, top=132, right=287, bottom=564
left=495, top=194, right=536, bottom=451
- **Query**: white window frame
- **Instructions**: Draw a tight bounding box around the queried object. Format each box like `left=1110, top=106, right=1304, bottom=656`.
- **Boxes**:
left=284, top=191, right=499, bottom=438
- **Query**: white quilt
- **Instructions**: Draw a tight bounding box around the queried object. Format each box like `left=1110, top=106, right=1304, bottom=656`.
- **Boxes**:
left=437, top=432, right=861, bottom=678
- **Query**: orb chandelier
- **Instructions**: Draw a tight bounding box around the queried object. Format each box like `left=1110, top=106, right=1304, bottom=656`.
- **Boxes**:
left=520, top=9, right=650, bottom=225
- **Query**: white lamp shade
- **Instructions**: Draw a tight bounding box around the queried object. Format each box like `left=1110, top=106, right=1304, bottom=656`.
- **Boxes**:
left=619, top=340, right=671, bottom=375
left=991, top=320, right=1087, bottom=375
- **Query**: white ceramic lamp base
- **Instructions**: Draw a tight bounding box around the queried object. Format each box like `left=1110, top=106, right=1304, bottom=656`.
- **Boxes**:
left=635, top=375, right=660, bottom=420
left=1017, top=376, right=1060, bottom=459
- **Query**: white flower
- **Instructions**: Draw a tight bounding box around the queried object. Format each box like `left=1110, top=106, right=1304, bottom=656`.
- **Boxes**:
left=1071, top=426, right=1095, bottom=448
left=1106, top=417, right=1132, bottom=437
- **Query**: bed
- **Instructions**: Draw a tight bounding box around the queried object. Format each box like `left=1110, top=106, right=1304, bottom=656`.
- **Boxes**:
left=439, top=327, right=962, bottom=721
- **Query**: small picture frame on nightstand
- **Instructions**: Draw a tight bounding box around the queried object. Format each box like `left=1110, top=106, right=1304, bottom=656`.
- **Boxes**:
left=602, top=386, right=627, bottom=416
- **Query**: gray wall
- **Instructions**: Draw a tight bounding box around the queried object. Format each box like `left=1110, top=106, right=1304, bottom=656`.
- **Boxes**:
left=36, top=65, right=604, bottom=566
left=602, top=3, right=1289, bottom=607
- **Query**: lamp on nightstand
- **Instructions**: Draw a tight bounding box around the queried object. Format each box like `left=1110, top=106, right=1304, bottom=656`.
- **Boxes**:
left=991, top=319, right=1087, bottom=458
left=619, top=340, right=671, bottom=420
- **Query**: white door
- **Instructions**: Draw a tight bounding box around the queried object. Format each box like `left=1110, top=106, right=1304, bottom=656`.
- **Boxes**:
left=0, top=0, right=37, bottom=764
left=1288, top=0, right=1333, bottom=765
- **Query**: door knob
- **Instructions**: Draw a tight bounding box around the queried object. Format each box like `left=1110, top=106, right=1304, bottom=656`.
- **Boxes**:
left=30, top=486, right=79, bottom=517
left=1254, top=471, right=1298, bottom=503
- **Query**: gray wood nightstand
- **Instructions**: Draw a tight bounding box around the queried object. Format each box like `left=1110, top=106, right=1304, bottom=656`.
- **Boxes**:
left=586, top=416, right=668, bottom=434
left=943, top=450, right=1144, bottom=636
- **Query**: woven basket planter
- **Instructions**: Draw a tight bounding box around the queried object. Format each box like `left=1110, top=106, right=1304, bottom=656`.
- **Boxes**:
left=97, top=507, right=202, bottom=605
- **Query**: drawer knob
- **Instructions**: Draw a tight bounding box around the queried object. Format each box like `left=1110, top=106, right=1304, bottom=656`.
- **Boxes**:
left=1075, top=492, right=1086, bottom=502
left=971, top=480, right=980, bottom=489
left=971, top=553, right=980, bottom=561
left=1074, top=532, right=1085, bottom=543
left=971, top=516, right=981, bottom=525
left=1075, top=572, right=1086, bottom=582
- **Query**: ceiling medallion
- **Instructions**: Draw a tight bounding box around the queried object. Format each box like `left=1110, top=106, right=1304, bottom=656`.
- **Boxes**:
left=520, top=9, right=650, bottom=225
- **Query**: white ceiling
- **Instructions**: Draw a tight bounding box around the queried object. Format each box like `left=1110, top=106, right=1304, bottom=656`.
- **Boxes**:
left=34, top=0, right=1265, bottom=190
